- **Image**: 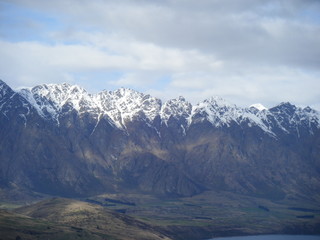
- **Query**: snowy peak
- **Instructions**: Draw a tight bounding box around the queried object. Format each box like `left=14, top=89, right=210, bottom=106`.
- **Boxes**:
left=94, top=88, right=162, bottom=128
left=18, top=85, right=163, bottom=128
left=191, top=96, right=243, bottom=127
left=269, top=102, right=297, bottom=116
left=0, top=80, right=37, bottom=123
left=18, top=83, right=97, bottom=121
left=30, top=83, right=91, bottom=111
left=300, top=107, right=320, bottom=128
left=251, top=103, right=320, bottom=136
left=204, top=96, right=234, bottom=108
left=191, top=97, right=286, bottom=136
left=0, top=80, right=318, bottom=136
left=0, top=80, right=16, bottom=112
left=109, top=88, right=161, bottom=121
left=160, top=96, right=192, bottom=123
left=250, top=103, right=267, bottom=112
left=0, top=79, right=14, bottom=100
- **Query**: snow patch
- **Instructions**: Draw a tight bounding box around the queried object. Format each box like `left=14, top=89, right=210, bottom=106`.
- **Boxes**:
left=250, top=103, right=267, bottom=111
left=13, top=82, right=320, bottom=137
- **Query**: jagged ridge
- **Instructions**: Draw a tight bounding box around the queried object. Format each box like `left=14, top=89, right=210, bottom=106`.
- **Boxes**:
left=12, top=81, right=320, bottom=136
left=1, top=79, right=320, bottom=199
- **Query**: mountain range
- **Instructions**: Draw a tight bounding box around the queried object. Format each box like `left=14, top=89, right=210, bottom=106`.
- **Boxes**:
left=0, top=79, right=320, bottom=201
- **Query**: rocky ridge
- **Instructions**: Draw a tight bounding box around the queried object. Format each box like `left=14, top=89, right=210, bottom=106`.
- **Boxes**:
left=12, top=81, right=320, bottom=136
left=0, top=79, right=320, bottom=199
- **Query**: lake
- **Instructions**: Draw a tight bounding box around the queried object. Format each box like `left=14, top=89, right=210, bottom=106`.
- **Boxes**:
left=209, top=235, right=320, bottom=240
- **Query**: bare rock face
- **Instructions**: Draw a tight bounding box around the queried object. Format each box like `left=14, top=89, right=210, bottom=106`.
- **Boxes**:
left=0, top=79, right=319, bottom=200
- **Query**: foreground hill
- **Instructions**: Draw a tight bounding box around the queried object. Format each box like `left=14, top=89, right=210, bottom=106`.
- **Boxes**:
left=0, top=208, right=102, bottom=240
left=1, top=194, right=319, bottom=240
left=10, top=198, right=171, bottom=240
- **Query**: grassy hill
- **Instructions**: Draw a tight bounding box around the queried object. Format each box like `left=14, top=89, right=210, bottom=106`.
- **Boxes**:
left=1, top=192, right=320, bottom=240
left=3, top=198, right=171, bottom=240
left=0, top=208, right=102, bottom=240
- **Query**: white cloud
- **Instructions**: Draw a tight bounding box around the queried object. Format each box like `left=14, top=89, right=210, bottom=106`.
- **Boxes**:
left=149, top=66, right=320, bottom=109
left=110, top=71, right=161, bottom=88
left=0, top=40, right=136, bottom=86
left=0, top=37, right=221, bottom=91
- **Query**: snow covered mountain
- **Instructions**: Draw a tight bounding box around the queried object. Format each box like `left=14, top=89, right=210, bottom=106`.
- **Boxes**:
left=94, top=88, right=162, bottom=128
left=13, top=82, right=320, bottom=137
left=1, top=79, right=320, bottom=199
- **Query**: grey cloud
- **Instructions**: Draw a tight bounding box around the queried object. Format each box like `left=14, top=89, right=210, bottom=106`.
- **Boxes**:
left=5, top=0, right=319, bottom=69
left=64, top=0, right=320, bottom=70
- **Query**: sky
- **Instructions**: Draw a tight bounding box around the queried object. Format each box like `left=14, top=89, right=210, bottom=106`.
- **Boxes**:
left=0, top=0, right=319, bottom=109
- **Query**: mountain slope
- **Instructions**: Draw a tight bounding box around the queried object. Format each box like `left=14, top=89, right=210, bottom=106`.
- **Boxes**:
left=0, top=79, right=319, bottom=200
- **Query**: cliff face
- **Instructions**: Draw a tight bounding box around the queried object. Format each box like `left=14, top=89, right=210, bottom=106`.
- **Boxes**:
left=0, top=80, right=319, bottom=200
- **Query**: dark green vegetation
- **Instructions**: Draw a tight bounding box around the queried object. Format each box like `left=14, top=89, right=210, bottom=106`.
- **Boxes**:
left=1, top=192, right=319, bottom=240
left=84, top=191, right=320, bottom=239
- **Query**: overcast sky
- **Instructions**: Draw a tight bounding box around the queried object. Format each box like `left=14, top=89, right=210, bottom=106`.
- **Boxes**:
left=0, top=0, right=319, bottom=109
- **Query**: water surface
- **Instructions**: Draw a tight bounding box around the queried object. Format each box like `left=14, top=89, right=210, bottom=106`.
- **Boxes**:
left=210, top=235, right=320, bottom=240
